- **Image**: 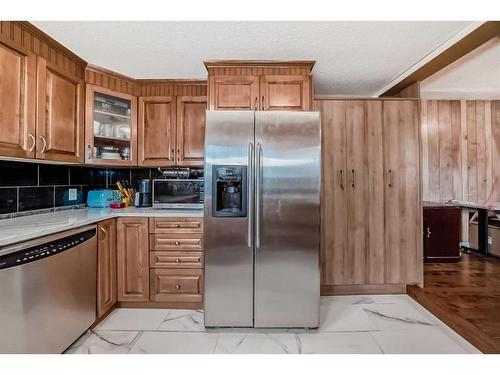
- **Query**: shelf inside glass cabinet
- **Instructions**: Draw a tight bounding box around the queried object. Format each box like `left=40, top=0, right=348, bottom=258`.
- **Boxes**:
left=92, top=91, right=132, bottom=161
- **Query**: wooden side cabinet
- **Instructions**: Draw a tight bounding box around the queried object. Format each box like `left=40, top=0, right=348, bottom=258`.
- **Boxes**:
left=423, top=203, right=461, bottom=262
left=117, top=217, right=149, bottom=302
left=97, top=219, right=117, bottom=318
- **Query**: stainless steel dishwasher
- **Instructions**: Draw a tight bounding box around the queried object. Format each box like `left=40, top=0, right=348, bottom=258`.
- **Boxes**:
left=0, top=225, right=97, bottom=353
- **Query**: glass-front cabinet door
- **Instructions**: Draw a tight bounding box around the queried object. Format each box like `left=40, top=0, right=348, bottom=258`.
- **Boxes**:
left=85, top=85, right=137, bottom=165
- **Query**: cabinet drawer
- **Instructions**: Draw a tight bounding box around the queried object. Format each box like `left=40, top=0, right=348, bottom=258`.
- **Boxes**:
left=150, top=251, right=203, bottom=268
left=150, top=234, right=203, bottom=251
left=150, top=269, right=203, bottom=302
left=149, top=217, right=203, bottom=234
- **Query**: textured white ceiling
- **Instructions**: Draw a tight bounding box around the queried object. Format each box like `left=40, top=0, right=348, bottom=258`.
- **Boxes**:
left=421, top=37, right=500, bottom=99
left=33, top=21, right=474, bottom=95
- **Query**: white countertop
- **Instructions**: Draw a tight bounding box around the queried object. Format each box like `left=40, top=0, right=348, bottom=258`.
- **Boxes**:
left=0, top=207, right=204, bottom=247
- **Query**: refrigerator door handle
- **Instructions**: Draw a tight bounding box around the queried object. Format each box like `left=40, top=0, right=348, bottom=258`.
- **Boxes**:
left=248, top=142, right=254, bottom=248
left=256, top=142, right=262, bottom=249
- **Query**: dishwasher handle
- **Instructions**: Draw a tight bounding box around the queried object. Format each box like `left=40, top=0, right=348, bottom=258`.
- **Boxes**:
left=0, top=226, right=96, bottom=270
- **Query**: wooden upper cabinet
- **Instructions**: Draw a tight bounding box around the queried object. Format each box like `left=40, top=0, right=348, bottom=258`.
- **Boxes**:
left=208, top=75, right=259, bottom=110
left=36, top=57, right=84, bottom=163
left=260, top=75, right=311, bottom=111
left=138, top=96, right=176, bottom=166
left=85, top=85, right=138, bottom=166
left=205, top=61, right=315, bottom=112
left=97, top=219, right=117, bottom=318
left=117, top=217, right=149, bottom=302
left=176, top=96, right=207, bottom=166
left=0, top=41, right=36, bottom=158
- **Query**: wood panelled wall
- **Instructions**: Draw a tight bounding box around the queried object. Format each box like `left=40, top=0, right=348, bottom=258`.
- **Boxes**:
left=421, top=100, right=500, bottom=203
left=86, top=65, right=207, bottom=97
left=0, top=21, right=86, bottom=79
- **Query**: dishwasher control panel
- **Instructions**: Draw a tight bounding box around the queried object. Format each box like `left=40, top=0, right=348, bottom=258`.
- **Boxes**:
left=0, top=229, right=96, bottom=270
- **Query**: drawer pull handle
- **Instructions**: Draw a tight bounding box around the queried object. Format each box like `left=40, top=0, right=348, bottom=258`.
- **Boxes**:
left=175, top=241, right=180, bottom=246
left=175, top=224, right=180, bottom=228
left=175, top=284, right=181, bottom=290
left=175, top=258, right=180, bottom=263
left=197, top=258, right=200, bottom=262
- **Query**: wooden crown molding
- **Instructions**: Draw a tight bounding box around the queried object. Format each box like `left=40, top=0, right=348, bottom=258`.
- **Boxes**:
left=381, top=21, right=500, bottom=97
left=137, top=79, right=207, bottom=86
left=16, top=21, right=87, bottom=67
left=204, top=59, right=316, bottom=71
left=87, top=64, right=207, bottom=86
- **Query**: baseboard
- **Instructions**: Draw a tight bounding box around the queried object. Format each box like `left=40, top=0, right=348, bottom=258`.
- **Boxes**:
left=321, top=284, right=407, bottom=295
left=90, top=303, right=117, bottom=329
left=116, top=301, right=203, bottom=309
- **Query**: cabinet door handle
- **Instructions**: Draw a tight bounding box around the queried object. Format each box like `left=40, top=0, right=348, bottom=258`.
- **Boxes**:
left=261, top=95, right=265, bottom=111
left=99, top=227, right=106, bottom=239
left=175, top=284, right=181, bottom=290
left=171, top=149, right=174, bottom=160
left=351, top=169, right=355, bottom=189
left=388, top=169, right=393, bottom=188
left=254, top=96, right=258, bottom=110
left=40, top=136, right=47, bottom=154
left=177, top=148, right=180, bottom=162
left=87, top=144, right=93, bottom=160
left=339, top=169, right=344, bottom=190
left=28, top=133, right=36, bottom=152
left=426, top=227, right=431, bottom=239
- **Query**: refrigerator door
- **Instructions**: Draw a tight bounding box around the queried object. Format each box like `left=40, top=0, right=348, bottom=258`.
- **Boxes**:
left=254, top=111, right=321, bottom=328
left=204, top=110, right=255, bottom=327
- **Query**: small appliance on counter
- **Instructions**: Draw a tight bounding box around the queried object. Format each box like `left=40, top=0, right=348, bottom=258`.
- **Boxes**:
left=86, top=190, right=116, bottom=208
left=153, top=168, right=204, bottom=209
left=134, top=178, right=151, bottom=207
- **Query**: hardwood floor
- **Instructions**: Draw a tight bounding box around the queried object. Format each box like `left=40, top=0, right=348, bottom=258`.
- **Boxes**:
left=408, top=253, right=500, bottom=353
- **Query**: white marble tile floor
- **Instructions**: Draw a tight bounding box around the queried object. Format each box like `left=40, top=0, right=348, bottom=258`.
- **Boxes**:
left=66, top=295, right=481, bottom=354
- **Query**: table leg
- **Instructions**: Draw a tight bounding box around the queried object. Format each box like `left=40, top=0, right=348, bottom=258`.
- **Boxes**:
left=478, top=209, right=489, bottom=255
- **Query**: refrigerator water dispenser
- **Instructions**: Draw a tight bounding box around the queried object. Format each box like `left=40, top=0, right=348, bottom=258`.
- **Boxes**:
left=212, top=165, right=247, bottom=217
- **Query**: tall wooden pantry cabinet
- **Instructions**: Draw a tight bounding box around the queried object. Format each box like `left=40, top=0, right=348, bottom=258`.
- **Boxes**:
left=316, top=99, right=422, bottom=294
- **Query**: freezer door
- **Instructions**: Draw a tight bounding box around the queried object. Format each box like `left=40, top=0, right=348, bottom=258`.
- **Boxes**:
left=204, top=110, right=255, bottom=327
left=254, top=111, right=321, bottom=328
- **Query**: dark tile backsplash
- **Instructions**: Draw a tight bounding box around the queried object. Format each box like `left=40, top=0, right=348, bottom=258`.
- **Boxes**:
left=55, top=186, right=83, bottom=207
left=19, top=187, right=54, bottom=212
left=0, top=161, right=37, bottom=187
left=0, top=160, right=200, bottom=218
left=0, top=188, right=17, bottom=214
left=38, top=164, right=70, bottom=186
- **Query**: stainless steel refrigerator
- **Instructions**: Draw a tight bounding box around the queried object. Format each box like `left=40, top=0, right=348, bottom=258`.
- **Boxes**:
left=204, top=110, right=321, bottom=328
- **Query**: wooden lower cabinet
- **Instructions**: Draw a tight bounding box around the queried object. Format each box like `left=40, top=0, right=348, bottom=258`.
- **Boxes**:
left=423, top=203, right=461, bottom=262
left=150, top=251, right=203, bottom=269
left=97, top=219, right=117, bottom=318
left=116, top=217, right=149, bottom=302
left=149, top=217, right=203, bottom=234
left=150, top=269, right=203, bottom=303
left=149, top=217, right=204, bottom=305
left=317, top=99, right=422, bottom=292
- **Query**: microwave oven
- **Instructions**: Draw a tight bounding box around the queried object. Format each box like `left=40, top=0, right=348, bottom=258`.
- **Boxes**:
left=152, top=179, right=204, bottom=209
